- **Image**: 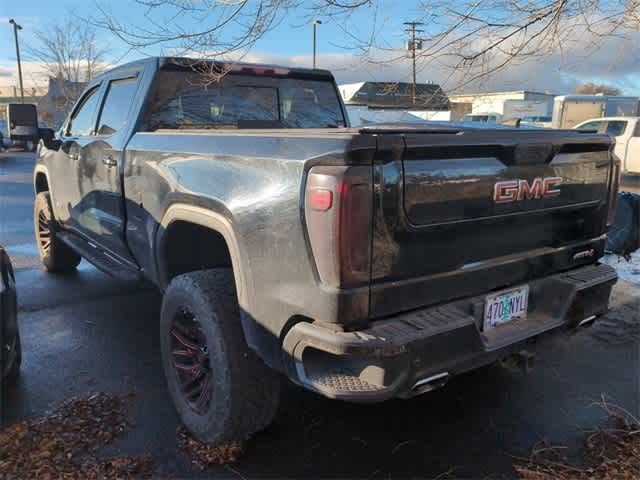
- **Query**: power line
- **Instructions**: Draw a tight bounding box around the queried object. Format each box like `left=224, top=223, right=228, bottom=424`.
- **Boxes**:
left=403, top=21, right=424, bottom=107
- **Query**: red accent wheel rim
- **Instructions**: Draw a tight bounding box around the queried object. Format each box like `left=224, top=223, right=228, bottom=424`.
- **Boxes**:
left=170, top=308, right=212, bottom=414
left=37, top=210, right=51, bottom=253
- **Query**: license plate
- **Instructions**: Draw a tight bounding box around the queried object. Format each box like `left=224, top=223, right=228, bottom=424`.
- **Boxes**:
left=483, top=286, right=529, bottom=330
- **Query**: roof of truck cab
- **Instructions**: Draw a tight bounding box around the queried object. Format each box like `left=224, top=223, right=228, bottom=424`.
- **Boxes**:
left=575, top=116, right=640, bottom=125
left=94, top=56, right=335, bottom=81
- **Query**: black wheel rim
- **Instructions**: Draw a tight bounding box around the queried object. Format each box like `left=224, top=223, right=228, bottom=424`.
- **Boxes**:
left=170, top=308, right=212, bottom=414
left=37, top=210, right=51, bottom=253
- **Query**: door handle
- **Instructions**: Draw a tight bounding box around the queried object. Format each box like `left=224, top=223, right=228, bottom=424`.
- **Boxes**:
left=103, top=155, right=117, bottom=167
left=70, top=153, right=79, bottom=161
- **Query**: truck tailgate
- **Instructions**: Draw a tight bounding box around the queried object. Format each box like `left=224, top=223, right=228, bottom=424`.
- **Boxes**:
left=366, top=125, right=614, bottom=318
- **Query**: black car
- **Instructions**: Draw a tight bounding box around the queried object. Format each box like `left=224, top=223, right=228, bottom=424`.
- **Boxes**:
left=0, top=246, right=20, bottom=382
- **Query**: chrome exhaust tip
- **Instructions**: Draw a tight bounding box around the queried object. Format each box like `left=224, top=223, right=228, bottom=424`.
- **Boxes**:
left=412, top=372, right=449, bottom=395
left=577, top=315, right=597, bottom=327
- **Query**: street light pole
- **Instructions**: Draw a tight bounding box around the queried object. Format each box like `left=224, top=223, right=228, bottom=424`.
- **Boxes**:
left=312, top=20, right=322, bottom=69
left=9, top=19, right=24, bottom=103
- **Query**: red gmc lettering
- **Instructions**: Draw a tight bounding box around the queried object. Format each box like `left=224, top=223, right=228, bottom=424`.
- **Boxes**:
left=542, top=176, right=562, bottom=197
left=494, top=180, right=519, bottom=203
left=494, top=177, right=563, bottom=204
left=517, top=178, right=543, bottom=200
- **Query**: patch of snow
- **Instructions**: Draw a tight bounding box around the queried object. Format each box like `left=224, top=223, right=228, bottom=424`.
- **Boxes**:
left=602, top=251, right=640, bottom=284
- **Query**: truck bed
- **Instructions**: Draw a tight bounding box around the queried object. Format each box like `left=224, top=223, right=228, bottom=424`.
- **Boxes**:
left=124, top=123, right=613, bottom=327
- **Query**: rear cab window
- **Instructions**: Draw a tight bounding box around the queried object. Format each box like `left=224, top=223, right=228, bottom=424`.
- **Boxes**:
left=141, top=68, right=346, bottom=131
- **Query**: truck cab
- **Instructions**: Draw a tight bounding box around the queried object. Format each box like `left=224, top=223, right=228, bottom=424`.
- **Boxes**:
left=575, top=117, right=640, bottom=174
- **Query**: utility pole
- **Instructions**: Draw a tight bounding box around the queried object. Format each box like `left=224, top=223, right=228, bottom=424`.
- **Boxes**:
left=404, top=21, right=424, bottom=107
left=312, top=20, right=322, bottom=69
left=9, top=19, right=24, bottom=103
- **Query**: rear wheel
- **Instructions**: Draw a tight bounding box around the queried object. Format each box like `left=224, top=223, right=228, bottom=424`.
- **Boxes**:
left=160, top=269, right=281, bottom=445
left=34, top=192, right=81, bottom=273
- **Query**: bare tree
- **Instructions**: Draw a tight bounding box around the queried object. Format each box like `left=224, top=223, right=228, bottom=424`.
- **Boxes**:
left=26, top=18, right=109, bottom=116
left=576, top=82, right=622, bottom=95
left=406, top=0, right=640, bottom=92
left=94, top=0, right=639, bottom=91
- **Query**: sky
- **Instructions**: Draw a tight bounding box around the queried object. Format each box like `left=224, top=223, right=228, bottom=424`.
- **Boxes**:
left=1, top=0, right=639, bottom=95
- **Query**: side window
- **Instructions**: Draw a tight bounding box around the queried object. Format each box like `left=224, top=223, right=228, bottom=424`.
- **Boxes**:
left=67, top=87, right=101, bottom=137
left=605, top=121, right=627, bottom=137
left=96, top=77, right=139, bottom=136
left=576, top=120, right=603, bottom=132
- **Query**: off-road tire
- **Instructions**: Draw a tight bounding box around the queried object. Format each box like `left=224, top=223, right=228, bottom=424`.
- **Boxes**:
left=160, top=269, right=281, bottom=445
left=34, top=192, right=81, bottom=273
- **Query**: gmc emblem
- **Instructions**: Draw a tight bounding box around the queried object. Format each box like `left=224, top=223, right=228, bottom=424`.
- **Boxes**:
left=493, top=177, right=562, bottom=204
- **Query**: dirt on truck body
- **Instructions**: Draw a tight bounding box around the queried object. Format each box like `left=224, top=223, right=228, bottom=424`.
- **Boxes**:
left=19, top=56, right=618, bottom=445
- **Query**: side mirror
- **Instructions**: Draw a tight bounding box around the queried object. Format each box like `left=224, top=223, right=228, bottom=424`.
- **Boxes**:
left=38, top=128, right=61, bottom=150
left=7, top=103, right=39, bottom=141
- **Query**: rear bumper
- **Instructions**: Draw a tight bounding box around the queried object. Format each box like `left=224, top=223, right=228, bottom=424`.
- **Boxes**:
left=281, top=263, right=617, bottom=402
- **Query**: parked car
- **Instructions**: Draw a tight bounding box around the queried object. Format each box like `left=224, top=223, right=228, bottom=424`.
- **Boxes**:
left=0, top=120, right=9, bottom=149
left=575, top=117, right=640, bottom=174
left=26, top=56, right=618, bottom=446
left=552, top=95, right=640, bottom=129
left=520, top=115, right=552, bottom=128
left=0, top=246, right=21, bottom=382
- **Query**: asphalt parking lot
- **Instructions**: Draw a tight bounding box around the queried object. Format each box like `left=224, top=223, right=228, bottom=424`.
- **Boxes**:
left=1, top=151, right=639, bottom=478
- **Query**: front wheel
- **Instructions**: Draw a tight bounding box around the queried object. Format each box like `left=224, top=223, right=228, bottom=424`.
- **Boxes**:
left=160, top=269, right=281, bottom=445
left=34, top=192, right=81, bottom=273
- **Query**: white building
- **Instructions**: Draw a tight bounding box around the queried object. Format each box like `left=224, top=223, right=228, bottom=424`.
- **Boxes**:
left=449, top=90, right=555, bottom=120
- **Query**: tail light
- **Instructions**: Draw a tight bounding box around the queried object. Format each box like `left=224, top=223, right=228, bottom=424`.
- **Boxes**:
left=606, top=153, right=621, bottom=228
left=304, top=166, right=372, bottom=288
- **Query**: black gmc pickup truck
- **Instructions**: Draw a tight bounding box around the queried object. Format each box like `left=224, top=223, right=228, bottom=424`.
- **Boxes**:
left=29, top=57, right=618, bottom=445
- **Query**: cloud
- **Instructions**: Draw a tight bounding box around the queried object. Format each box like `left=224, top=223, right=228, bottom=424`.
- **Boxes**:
left=0, top=60, right=51, bottom=87
left=0, top=60, right=115, bottom=88
left=238, top=32, right=640, bottom=96
left=459, top=33, right=640, bottom=95
left=239, top=50, right=407, bottom=83
left=2, top=30, right=637, bottom=97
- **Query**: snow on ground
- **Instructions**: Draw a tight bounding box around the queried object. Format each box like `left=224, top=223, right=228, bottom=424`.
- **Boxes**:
left=602, top=251, right=640, bottom=284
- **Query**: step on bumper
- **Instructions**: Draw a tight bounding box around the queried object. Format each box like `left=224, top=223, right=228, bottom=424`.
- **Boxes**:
left=281, top=263, right=618, bottom=402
